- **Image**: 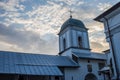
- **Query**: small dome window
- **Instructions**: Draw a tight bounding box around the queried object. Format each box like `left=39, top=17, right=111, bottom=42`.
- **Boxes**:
left=78, top=36, right=82, bottom=48
left=63, top=38, right=66, bottom=50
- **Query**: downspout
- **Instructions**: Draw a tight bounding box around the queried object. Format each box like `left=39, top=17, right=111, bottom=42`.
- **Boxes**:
left=104, top=17, right=119, bottom=80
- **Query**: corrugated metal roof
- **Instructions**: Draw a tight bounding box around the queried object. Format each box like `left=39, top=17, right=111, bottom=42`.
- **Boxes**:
left=0, top=51, right=78, bottom=75
left=73, top=52, right=106, bottom=60
left=0, top=65, right=63, bottom=76
left=16, top=53, right=78, bottom=67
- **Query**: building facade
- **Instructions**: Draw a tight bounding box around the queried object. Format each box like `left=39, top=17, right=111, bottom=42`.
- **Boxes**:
left=94, top=2, right=120, bottom=80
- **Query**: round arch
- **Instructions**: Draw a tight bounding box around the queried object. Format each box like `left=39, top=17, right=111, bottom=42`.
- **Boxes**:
left=84, top=73, right=97, bottom=80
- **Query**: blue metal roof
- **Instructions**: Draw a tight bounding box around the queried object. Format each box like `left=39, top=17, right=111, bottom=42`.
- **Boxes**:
left=0, top=51, right=78, bottom=75
left=16, top=53, right=78, bottom=67
left=0, top=65, right=62, bottom=76
left=60, top=18, right=86, bottom=31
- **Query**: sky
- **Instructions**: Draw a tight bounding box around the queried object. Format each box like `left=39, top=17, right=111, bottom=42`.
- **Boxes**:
left=0, top=0, right=119, bottom=55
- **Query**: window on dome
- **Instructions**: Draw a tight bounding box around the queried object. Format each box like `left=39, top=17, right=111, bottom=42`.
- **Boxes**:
left=63, top=38, right=66, bottom=50
left=78, top=36, right=82, bottom=48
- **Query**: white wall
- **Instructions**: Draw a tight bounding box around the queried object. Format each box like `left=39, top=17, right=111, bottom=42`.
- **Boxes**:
left=105, top=49, right=117, bottom=78
left=59, top=30, right=71, bottom=52
left=103, top=8, right=120, bottom=79
left=71, top=30, right=90, bottom=49
left=64, top=59, right=105, bottom=80
left=112, top=32, right=120, bottom=73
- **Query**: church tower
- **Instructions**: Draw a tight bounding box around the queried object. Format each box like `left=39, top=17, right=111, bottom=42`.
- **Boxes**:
left=58, top=17, right=90, bottom=56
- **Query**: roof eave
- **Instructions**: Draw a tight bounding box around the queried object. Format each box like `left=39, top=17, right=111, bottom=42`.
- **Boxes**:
left=78, top=57, right=106, bottom=61
left=58, top=65, right=79, bottom=68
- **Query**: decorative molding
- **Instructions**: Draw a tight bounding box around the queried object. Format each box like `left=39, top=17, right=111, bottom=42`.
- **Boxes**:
left=105, top=25, right=120, bottom=38
left=58, top=26, right=88, bottom=35
left=59, top=47, right=91, bottom=55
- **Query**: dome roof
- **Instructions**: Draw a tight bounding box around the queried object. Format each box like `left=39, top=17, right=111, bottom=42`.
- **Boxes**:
left=60, top=18, right=86, bottom=31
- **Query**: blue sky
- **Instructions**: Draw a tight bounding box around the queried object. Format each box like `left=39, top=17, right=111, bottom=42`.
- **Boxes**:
left=0, top=0, right=119, bottom=55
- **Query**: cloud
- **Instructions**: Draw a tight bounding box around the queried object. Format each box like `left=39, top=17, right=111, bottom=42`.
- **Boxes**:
left=0, top=0, right=119, bottom=54
left=97, top=3, right=112, bottom=11
left=91, top=41, right=109, bottom=52
left=0, top=0, right=23, bottom=12
left=0, top=23, right=58, bottom=54
left=91, top=42, right=104, bottom=52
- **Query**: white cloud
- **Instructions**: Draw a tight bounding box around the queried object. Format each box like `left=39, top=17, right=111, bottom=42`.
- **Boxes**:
left=97, top=3, right=112, bottom=11
left=0, top=0, right=18, bottom=12
left=0, top=0, right=119, bottom=54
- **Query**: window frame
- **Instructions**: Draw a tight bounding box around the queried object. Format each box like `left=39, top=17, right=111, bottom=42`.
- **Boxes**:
left=78, top=36, right=83, bottom=48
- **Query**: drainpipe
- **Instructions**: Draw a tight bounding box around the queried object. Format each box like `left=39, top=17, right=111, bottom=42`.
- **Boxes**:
left=104, top=17, right=119, bottom=80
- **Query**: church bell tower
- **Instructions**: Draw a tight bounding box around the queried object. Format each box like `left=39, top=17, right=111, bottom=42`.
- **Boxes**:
left=58, top=17, right=90, bottom=56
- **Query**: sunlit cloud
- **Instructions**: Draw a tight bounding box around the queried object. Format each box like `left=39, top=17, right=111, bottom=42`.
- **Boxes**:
left=97, top=3, right=112, bottom=11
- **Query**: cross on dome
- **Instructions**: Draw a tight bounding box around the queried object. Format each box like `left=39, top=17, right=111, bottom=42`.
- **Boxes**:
left=69, top=9, right=73, bottom=18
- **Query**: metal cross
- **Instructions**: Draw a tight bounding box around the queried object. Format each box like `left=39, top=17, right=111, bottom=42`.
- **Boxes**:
left=69, top=9, right=73, bottom=18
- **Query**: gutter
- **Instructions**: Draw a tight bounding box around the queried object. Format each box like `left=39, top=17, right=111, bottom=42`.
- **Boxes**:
left=104, top=17, right=119, bottom=80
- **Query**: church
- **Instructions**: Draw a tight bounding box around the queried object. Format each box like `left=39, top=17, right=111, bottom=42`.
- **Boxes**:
left=0, top=2, right=120, bottom=80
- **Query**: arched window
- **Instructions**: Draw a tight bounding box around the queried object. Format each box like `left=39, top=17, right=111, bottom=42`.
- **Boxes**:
left=63, top=38, right=66, bottom=50
left=78, top=36, right=82, bottom=48
left=85, top=73, right=97, bottom=80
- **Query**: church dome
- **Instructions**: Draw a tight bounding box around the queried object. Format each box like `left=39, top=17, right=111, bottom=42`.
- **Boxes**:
left=60, top=18, right=86, bottom=31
